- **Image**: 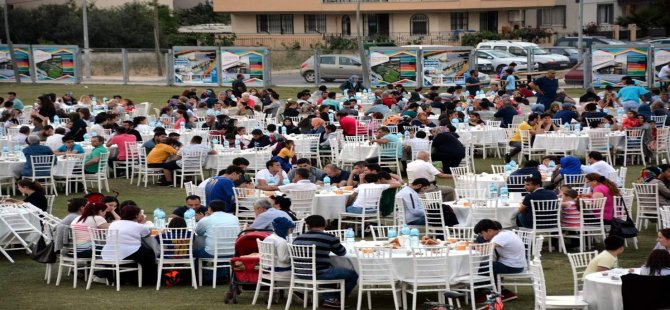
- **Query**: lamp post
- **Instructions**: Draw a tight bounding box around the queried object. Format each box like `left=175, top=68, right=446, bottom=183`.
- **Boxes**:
left=356, top=0, right=370, bottom=88
left=82, top=0, right=90, bottom=79
left=577, top=0, right=584, bottom=61
left=2, top=0, right=20, bottom=84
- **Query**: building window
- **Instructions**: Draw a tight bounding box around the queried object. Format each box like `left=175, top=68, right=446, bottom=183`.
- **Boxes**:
left=537, top=6, right=566, bottom=28
left=410, top=14, right=429, bottom=35
left=305, top=14, right=326, bottom=34
left=342, top=16, right=351, bottom=36
left=450, top=12, right=468, bottom=31
left=256, top=14, right=294, bottom=34
left=597, top=4, right=614, bottom=24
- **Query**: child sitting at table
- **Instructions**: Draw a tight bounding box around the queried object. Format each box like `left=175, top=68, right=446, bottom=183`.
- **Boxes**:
left=622, top=111, right=641, bottom=129
left=583, top=235, right=625, bottom=278
left=560, top=188, right=580, bottom=228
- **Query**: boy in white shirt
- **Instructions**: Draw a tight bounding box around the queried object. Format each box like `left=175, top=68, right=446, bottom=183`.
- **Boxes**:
left=474, top=219, right=527, bottom=302
left=345, top=173, right=400, bottom=214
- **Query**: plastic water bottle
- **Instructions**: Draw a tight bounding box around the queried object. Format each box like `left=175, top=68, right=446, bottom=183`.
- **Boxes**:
left=464, top=114, right=470, bottom=126
left=83, top=133, right=90, bottom=141
left=410, top=228, right=420, bottom=248
left=183, top=209, right=196, bottom=228
left=283, top=178, right=290, bottom=185
left=574, top=123, right=581, bottom=132
left=400, top=225, right=411, bottom=249
left=562, top=123, right=570, bottom=132
left=2, top=146, right=7, bottom=159
left=504, top=162, right=513, bottom=175
left=234, top=138, right=241, bottom=150
left=604, top=122, right=611, bottom=129
left=281, top=126, right=287, bottom=135
left=387, top=227, right=398, bottom=242
left=53, top=115, right=60, bottom=124
left=345, top=228, right=355, bottom=251
left=404, top=130, right=410, bottom=140
left=179, top=121, right=185, bottom=131
left=548, top=160, right=556, bottom=170
left=455, top=106, right=463, bottom=112
left=222, top=139, right=229, bottom=148
left=451, top=118, right=460, bottom=125
left=500, top=186, right=509, bottom=204
left=323, top=176, right=331, bottom=192
left=153, top=208, right=166, bottom=228
left=328, top=113, right=335, bottom=123
left=488, top=183, right=498, bottom=199
left=102, top=97, right=108, bottom=104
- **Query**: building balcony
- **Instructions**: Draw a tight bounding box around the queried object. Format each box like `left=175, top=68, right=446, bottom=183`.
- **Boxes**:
left=214, top=0, right=556, bottom=13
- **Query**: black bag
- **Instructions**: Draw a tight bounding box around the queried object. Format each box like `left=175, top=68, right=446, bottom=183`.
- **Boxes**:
left=30, top=236, right=57, bottom=264
left=442, top=204, right=460, bottom=227
left=609, top=200, right=638, bottom=239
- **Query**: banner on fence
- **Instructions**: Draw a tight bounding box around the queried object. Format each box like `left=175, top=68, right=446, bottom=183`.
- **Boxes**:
left=369, top=48, right=417, bottom=87
left=220, top=48, right=266, bottom=87
left=0, top=45, right=31, bottom=82
left=31, top=45, right=78, bottom=83
left=591, top=46, right=649, bottom=87
left=421, top=47, right=471, bottom=87
left=173, top=46, right=219, bottom=85
left=653, top=45, right=670, bottom=85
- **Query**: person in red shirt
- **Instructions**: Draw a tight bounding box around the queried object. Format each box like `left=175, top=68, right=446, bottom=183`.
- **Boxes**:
left=622, top=110, right=641, bottom=129
left=381, top=91, right=397, bottom=109
left=336, top=111, right=365, bottom=136
left=107, top=127, right=137, bottom=175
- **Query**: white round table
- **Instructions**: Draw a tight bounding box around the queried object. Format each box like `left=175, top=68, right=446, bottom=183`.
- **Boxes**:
left=311, top=191, right=352, bottom=220
left=446, top=201, right=519, bottom=228
left=331, top=242, right=470, bottom=282
left=457, top=126, right=505, bottom=145
left=583, top=268, right=639, bottom=310
left=532, top=131, right=625, bottom=157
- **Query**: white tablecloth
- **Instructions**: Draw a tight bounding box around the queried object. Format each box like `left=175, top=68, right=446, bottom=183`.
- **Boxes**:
left=457, top=127, right=505, bottom=145
left=0, top=207, right=42, bottom=246
left=205, top=148, right=273, bottom=170
left=533, top=132, right=625, bottom=156
left=312, top=191, right=352, bottom=220
left=583, top=268, right=639, bottom=310
left=446, top=201, right=519, bottom=228
left=331, top=243, right=470, bottom=282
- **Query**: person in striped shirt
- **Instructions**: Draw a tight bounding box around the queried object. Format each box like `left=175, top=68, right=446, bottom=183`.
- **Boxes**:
left=292, top=215, right=358, bottom=308
left=560, top=188, right=581, bottom=228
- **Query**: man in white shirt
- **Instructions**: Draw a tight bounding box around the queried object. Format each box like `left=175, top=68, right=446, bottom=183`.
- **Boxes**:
left=279, top=168, right=318, bottom=192
left=659, top=64, right=670, bottom=80
left=194, top=200, right=240, bottom=283
left=46, top=127, right=66, bottom=151
left=346, top=173, right=401, bottom=213
left=581, top=151, right=620, bottom=186
left=256, top=159, right=289, bottom=190
left=397, top=178, right=431, bottom=225
left=474, top=219, right=527, bottom=301
left=406, top=151, right=456, bottom=201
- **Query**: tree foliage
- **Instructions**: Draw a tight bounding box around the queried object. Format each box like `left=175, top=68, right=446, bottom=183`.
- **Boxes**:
left=0, top=2, right=230, bottom=48
left=615, top=1, right=670, bottom=35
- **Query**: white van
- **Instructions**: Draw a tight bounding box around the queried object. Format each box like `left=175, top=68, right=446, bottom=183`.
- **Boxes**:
left=476, top=40, right=570, bottom=71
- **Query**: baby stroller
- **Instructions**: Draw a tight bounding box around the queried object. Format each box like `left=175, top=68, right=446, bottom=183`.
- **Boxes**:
left=224, top=229, right=272, bottom=304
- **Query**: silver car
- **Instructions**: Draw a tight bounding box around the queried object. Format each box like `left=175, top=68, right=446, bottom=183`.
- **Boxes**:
left=300, top=54, right=362, bottom=83
left=476, top=50, right=536, bottom=74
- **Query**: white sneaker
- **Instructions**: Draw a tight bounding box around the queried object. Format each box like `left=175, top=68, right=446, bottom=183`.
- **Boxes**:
left=92, top=276, right=109, bottom=285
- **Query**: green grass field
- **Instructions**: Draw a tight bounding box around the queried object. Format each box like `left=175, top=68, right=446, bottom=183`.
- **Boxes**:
left=0, top=84, right=652, bottom=309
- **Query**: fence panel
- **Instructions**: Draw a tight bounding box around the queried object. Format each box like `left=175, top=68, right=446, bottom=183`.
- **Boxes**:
left=127, top=48, right=167, bottom=85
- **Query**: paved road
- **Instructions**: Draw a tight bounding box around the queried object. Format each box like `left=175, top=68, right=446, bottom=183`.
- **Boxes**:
left=271, top=69, right=343, bottom=88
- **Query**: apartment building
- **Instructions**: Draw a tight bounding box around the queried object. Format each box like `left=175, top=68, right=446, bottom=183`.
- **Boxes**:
left=213, top=0, right=642, bottom=48
left=6, top=0, right=207, bottom=9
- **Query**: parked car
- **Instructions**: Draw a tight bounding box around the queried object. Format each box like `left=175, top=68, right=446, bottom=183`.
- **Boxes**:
left=547, top=47, right=580, bottom=67
left=300, top=54, right=362, bottom=83
left=476, top=40, right=570, bottom=70
left=554, top=36, right=626, bottom=48
left=649, top=38, right=670, bottom=45
left=476, top=49, right=537, bottom=74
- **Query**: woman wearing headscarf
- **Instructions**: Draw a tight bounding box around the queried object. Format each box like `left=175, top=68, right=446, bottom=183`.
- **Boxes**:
left=262, top=217, right=296, bottom=279
left=339, top=75, right=365, bottom=92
